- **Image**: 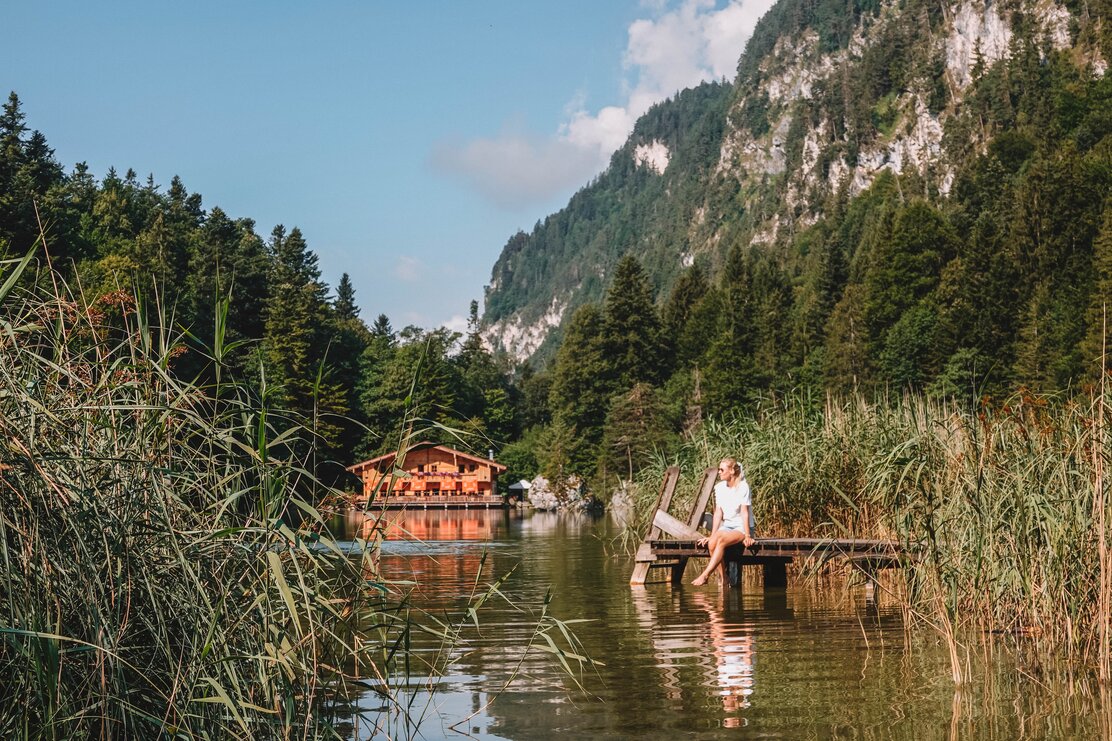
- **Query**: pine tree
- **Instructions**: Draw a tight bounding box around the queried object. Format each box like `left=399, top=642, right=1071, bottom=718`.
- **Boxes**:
left=702, top=244, right=762, bottom=416
left=357, top=314, right=398, bottom=456
left=549, top=304, right=611, bottom=475
left=1013, top=282, right=1056, bottom=391
left=602, top=255, right=664, bottom=389
left=328, top=273, right=370, bottom=467
left=370, top=328, right=461, bottom=450
left=600, top=382, right=673, bottom=483
left=862, top=200, right=956, bottom=355
left=456, top=299, right=504, bottom=421
left=823, top=283, right=870, bottom=392
left=0, top=94, right=63, bottom=253
left=334, top=273, right=359, bottom=321
left=748, top=250, right=793, bottom=390
left=661, top=265, right=709, bottom=370
left=935, top=213, right=1019, bottom=391
left=1081, top=207, right=1112, bottom=384
left=263, top=224, right=332, bottom=412
left=516, top=363, right=553, bottom=429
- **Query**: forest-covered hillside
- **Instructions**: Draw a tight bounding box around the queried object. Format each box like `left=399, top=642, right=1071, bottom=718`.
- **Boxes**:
left=0, top=92, right=520, bottom=486
left=5, top=0, right=1111, bottom=498
left=482, top=0, right=1112, bottom=389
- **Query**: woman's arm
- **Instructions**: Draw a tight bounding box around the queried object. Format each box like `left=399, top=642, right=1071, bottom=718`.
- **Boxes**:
left=739, top=504, right=754, bottom=547
left=698, top=506, right=724, bottom=547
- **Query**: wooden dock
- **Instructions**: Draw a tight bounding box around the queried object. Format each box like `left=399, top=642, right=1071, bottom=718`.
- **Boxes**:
left=631, top=467, right=910, bottom=598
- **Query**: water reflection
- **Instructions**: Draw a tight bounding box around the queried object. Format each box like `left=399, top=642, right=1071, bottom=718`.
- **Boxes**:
left=344, top=507, right=514, bottom=543
left=336, top=510, right=1111, bottom=741
left=696, top=592, right=755, bottom=716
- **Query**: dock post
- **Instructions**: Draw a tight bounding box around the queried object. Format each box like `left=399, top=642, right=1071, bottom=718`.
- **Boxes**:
left=722, top=544, right=744, bottom=588
left=860, top=563, right=878, bottom=603
left=726, top=558, right=740, bottom=588
left=763, top=560, right=788, bottom=588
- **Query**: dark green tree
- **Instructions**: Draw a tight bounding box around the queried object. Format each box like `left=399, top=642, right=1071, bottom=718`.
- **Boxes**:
left=602, top=255, right=665, bottom=389
left=549, top=304, right=611, bottom=475
left=862, top=200, right=957, bottom=358
left=334, top=273, right=359, bottom=321
left=661, top=265, right=710, bottom=370
left=263, top=225, right=345, bottom=468
left=357, top=314, right=398, bottom=456
left=599, top=382, right=674, bottom=483
left=702, top=244, right=762, bottom=416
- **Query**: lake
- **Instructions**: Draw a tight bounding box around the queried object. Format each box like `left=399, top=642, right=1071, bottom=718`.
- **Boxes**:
left=334, top=508, right=1109, bottom=740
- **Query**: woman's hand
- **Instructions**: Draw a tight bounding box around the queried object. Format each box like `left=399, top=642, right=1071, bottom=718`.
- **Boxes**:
left=742, top=534, right=755, bottom=548
left=697, top=536, right=709, bottom=548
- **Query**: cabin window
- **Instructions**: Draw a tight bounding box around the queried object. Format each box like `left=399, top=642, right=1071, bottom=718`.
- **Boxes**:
left=417, top=464, right=424, bottom=473
left=431, top=464, right=438, bottom=472
left=469, top=464, right=477, bottom=472
left=458, top=464, right=465, bottom=473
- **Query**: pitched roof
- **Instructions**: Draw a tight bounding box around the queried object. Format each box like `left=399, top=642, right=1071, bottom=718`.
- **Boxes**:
left=347, top=441, right=507, bottom=474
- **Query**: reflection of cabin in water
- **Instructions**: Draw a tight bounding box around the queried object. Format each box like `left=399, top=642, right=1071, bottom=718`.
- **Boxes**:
left=347, top=442, right=507, bottom=509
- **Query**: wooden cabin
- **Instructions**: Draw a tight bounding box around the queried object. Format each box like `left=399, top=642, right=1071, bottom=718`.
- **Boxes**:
left=347, top=442, right=508, bottom=509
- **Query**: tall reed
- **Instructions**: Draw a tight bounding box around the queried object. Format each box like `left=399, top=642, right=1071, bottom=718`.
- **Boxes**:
left=0, top=251, right=385, bottom=738
left=641, top=391, right=1112, bottom=673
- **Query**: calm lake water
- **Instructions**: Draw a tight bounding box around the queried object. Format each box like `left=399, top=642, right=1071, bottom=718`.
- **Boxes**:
left=334, top=508, right=1110, bottom=740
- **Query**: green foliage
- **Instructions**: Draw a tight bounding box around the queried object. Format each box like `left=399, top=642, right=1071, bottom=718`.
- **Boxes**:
left=599, top=383, right=676, bottom=485
left=548, top=304, right=612, bottom=475
left=0, top=92, right=523, bottom=488
left=0, top=268, right=381, bottom=737
left=499, top=426, right=543, bottom=487
left=602, top=255, right=665, bottom=388
left=878, top=302, right=942, bottom=387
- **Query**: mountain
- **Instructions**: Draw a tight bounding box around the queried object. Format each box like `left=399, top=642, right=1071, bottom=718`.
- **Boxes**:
left=481, top=0, right=1111, bottom=382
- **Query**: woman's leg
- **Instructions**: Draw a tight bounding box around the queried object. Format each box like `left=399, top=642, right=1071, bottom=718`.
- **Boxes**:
left=692, top=529, right=746, bottom=585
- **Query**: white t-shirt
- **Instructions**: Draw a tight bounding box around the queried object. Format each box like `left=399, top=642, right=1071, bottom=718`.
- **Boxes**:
left=714, top=479, right=756, bottom=531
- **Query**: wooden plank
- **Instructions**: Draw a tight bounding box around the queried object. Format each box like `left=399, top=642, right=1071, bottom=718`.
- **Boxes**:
left=686, top=467, right=717, bottom=530
left=652, top=509, right=702, bottom=540
left=630, top=467, right=681, bottom=585
left=649, top=537, right=905, bottom=558
left=647, top=467, right=681, bottom=542
left=634, top=543, right=656, bottom=563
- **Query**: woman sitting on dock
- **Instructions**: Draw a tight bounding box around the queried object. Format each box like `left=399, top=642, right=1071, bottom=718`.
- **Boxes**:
left=691, top=457, right=756, bottom=586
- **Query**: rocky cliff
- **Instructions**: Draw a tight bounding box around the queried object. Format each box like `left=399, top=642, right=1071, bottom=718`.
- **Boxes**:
left=481, top=0, right=1109, bottom=368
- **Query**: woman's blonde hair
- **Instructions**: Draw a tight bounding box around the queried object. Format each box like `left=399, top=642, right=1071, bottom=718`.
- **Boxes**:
left=720, top=457, right=744, bottom=479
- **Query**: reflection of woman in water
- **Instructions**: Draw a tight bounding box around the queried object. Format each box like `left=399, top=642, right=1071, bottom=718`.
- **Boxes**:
left=692, top=457, right=756, bottom=586
left=691, top=591, right=755, bottom=723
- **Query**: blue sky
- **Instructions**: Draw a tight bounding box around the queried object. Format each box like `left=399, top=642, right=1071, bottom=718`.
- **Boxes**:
left=3, top=1, right=773, bottom=331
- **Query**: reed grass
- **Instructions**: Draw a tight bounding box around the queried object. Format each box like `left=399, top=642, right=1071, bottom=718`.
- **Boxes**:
left=0, top=247, right=597, bottom=738
left=0, top=250, right=396, bottom=738
left=636, top=391, right=1112, bottom=676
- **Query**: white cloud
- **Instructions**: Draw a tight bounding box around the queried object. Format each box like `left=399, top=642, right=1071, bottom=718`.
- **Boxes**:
left=433, top=0, right=776, bottom=208
left=394, top=255, right=422, bottom=282
left=441, top=314, right=469, bottom=335
left=430, top=125, right=600, bottom=210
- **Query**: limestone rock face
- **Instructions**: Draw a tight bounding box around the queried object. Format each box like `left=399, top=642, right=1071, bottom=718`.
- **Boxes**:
left=481, top=0, right=1104, bottom=367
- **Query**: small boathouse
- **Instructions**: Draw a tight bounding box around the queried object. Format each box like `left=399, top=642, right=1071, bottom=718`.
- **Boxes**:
left=347, top=442, right=507, bottom=509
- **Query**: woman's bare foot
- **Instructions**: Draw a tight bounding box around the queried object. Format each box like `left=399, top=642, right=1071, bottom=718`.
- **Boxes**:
left=692, top=574, right=708, bottom=586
